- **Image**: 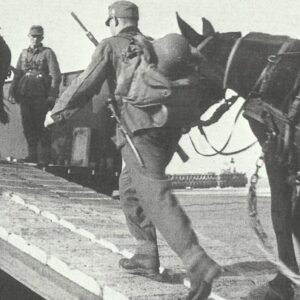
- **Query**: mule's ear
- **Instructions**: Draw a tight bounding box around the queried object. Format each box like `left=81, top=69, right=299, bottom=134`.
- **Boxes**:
left=176, top=12, right=206, bottom=47
left=202, top=17, right=215, bottom=36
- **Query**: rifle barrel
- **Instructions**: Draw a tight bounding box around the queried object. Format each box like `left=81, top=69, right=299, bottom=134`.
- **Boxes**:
left=71, top=12, right=99, bottom=46
left=71, top=12, right=89, bottom=32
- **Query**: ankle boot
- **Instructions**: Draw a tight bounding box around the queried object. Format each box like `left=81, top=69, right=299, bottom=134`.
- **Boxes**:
left=119, top=254, right=159, bottom=274
left=119, top=254, right=166, bottom=281
left=186, top=256, right=222, bottom=300
left=266, top=274, right=294, bottom=300
left=21, top=152, right=37, bottom=163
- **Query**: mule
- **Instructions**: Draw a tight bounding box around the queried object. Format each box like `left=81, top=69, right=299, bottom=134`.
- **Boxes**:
left=0, top=35, right=11, bottom=124
left=176, top=14, right=300, bottom=300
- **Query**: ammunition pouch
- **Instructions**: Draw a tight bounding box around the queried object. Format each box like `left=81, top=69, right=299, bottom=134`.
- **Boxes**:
left=17, top=71, right=52, bottom=97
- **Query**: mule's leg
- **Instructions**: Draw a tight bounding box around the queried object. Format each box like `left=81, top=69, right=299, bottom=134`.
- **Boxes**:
left=264, top=158, right=298, bottom=299
left=249, top=120, right=297, bottom=299
left=265, top=160, right=298, bottom=274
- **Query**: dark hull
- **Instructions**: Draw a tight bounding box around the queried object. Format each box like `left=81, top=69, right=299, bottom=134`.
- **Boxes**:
left=1, top=71, right=121, bottom=195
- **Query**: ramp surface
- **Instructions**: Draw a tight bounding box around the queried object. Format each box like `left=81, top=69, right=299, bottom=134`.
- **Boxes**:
left=0, top=161, right=293, bottom=299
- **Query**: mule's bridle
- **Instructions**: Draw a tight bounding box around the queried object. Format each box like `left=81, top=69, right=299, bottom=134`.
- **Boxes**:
left=190, top=34, right=257, bottom=156
left=223, top=36, right=244, bottom=90
left=195, top=36, right=214, bottom=53
left=194, top=33, right=245, bottom=91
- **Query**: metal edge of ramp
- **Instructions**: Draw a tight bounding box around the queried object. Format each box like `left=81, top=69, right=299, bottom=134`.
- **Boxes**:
left=0, top=238, right=100, bottom=300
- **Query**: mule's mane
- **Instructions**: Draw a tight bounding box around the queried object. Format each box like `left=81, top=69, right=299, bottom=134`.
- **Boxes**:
left=226, top=32, right=300, bottom=104
left=245, top=32, right=289, bottom=46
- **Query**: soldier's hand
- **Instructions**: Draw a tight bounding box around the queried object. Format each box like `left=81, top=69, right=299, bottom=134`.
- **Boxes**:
left=7, top=96, right=16, bottom=104
left=44, top=111, right=55, bottom=128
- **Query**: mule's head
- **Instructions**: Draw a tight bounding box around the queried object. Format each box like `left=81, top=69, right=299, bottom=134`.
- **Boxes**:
left=177, top=13, right=241, bottom=93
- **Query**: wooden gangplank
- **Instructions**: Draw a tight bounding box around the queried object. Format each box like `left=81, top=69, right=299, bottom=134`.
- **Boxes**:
left=0, top=161, right=188, bottom=300
left=3, top=161, right=295, bottom=300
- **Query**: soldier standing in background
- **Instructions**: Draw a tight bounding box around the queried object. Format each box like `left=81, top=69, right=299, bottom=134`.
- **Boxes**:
left=9, top=25, right=61, bottom=164
left=45, top=2, right=222, bottom=299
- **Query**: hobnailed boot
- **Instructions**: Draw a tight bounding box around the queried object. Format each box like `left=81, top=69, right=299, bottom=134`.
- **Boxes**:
left=39, top=132, right=52, bottom=166
left=38, top=148, right=51, bottom=166
left=246, top=274, right=295, bottom=300
left=119, top=254, right=165, bottom=281
left=186, top=256, right=222, bottom=300
left=21, top=152, right=37, bottom=163
left=20, top=144, right=38, bottom=163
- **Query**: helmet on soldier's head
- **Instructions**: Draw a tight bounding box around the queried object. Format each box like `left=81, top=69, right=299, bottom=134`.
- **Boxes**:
left=153, top=33, right=192, bottom=79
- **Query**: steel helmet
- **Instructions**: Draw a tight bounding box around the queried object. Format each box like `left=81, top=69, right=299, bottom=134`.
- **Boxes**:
left=153, top=33, right=192, bottom=79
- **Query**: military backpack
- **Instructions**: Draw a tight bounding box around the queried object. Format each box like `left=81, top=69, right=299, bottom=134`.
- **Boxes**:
left=114, top=33, right=204, bottom=132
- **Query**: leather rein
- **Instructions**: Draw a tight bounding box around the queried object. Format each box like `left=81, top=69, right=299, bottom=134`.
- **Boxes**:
left=190, top=35, right=258, bottom=157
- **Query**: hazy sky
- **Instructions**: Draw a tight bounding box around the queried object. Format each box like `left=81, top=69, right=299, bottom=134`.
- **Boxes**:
left=1, top=0, right=300, bottom=176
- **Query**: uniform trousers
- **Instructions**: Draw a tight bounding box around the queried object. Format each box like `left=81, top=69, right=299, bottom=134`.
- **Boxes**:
left=119, top=127, right=217, bottom=279
left=19, top=96, right=51, bottom=160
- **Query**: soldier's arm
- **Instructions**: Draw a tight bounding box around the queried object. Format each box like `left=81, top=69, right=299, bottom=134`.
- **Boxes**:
left=46, top=49, right=62, bottom=98
left=0, top=37, right=11, bottom=81
left=50, top=40, right=113, bottom=123
left=9, top=52, right=24, bottom=98
left=15, top=52, right=23, bottom=71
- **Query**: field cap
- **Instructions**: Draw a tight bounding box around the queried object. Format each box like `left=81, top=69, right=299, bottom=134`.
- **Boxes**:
left=105, top=1, right=139, bottom=26
left=29, top=25, right=44, bottom=36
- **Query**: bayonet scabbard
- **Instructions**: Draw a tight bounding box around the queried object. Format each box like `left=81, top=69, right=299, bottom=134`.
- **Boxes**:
left=107, top=98, right=144, bottom=167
